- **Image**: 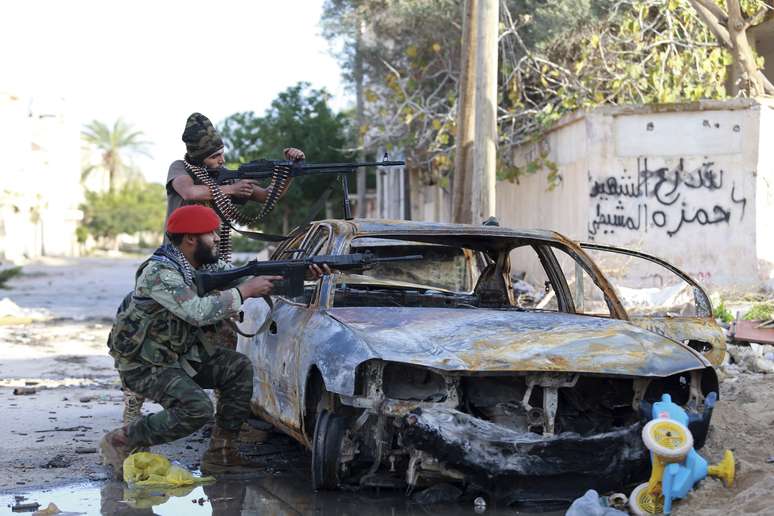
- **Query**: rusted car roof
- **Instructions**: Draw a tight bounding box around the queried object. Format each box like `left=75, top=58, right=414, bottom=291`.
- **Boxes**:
left=324, top=218, right=564, bottom=241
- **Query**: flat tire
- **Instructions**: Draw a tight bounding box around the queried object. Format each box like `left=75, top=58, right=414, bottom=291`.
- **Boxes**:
left=311, top=409, right=347, bottom=490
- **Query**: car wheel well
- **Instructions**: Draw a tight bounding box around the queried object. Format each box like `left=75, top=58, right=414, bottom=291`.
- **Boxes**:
left=304, top=366, right=333, bottom=441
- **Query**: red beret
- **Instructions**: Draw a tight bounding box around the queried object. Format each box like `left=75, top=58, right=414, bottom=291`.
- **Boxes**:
left=167, top=205, right=220, bottom=234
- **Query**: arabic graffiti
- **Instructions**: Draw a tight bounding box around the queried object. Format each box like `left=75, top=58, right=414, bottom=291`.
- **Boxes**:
left=588, top=158, right=748, bottom=239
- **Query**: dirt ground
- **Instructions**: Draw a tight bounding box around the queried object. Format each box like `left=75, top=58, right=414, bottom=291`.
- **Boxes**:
left=0, top=257, right=772, bottom=515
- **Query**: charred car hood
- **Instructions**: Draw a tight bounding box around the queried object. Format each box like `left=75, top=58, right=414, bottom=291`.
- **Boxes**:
left=326, top=307, right=708, bottom=377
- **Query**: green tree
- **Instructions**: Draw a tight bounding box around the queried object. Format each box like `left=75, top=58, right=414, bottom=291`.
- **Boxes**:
left=321, top=0, right=734, bottom=188
left=78, top=182, right=166, bottom=243
left=219, top=82, right=353, bottom=236
left=81, top=118, right=152, bottom=191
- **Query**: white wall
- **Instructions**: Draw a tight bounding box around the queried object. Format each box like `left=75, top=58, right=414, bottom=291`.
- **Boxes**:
left=0, top=92, right=83, bottom=262
left=497, top=99, right=774, bottom=289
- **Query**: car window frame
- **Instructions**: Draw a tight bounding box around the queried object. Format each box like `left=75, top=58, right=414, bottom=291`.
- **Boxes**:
left=268, top=224, right=332, bottom=308
left=579, top=242, right=712, bottom=318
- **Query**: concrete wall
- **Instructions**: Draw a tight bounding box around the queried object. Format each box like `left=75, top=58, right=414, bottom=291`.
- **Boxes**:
left=0, top=92, right=83, bottom=262
left=496, top=98, right=774, bottom=289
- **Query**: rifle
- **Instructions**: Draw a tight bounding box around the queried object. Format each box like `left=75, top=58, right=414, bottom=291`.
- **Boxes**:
left=214, top=157, right=405, bottom=184
left=195, top=252, right=423, bottom=298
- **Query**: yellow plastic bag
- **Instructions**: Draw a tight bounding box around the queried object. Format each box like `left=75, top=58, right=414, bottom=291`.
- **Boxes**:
left=123, top=484, right=198, bottom=509
left=123, top=451, right=214, bottom=487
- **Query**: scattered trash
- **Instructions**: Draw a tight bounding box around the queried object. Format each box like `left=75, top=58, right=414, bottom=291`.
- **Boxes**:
left=566, top=490, right=627, bottom=515
left=731, top=319, right=774, bottom=345
left=606, top=493, right=628, bottom=510
left=473, top=496, right=486, bottom=513
left=32, top=503, right=60, bottom=516
left=411, top=483, right=462, bottom=504
left=11, top=501, right=40, bottom=513
left=767, top=456, right=774, bottom=464
left=726, top=343, right=774, bottom=374
left=123, top=451, right=214, bottom=487
left=13, top=387, right=37, bottom=395
left=34, top=426, right=92, bottom=433
left=41, top=454, right=70, bottom=469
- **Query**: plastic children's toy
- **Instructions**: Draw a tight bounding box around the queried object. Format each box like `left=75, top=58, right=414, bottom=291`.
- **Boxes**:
left=629, top=393, right=735, bottom=515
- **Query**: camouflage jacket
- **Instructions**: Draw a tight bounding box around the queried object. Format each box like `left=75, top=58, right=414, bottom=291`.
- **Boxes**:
left=109, top=244, right=241, bottom=373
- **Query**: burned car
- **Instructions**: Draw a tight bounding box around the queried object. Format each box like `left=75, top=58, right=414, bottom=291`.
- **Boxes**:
left=236, top=219, right=724, bottom=501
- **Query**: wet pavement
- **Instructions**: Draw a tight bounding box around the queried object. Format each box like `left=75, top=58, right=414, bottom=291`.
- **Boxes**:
left=3, top=476, right=567, bottom=516
left=2, top=426, right=566, bottom=515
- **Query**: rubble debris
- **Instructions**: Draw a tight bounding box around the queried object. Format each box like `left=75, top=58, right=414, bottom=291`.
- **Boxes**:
left=13, top=387, right=37, bottom=395
left=74, top=447, right=97, bottom=454
left=11, top=501, right=40, bottom=513
left=726, top=343, right=774, bottom=374
left=41, top=455, right=70, bottom=469
left=31, top=503, right=60, bottom=516
left=730, top=320, right=774, bottom=345
left=34, top=426, right=91, bottom=433
left=565, top=490, right=627, bottom=516
left=411, top=483, right=463, bottom=504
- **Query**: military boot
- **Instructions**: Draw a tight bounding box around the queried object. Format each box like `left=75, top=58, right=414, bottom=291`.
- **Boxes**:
left=122, top=389, right=145, bottom=426
left=99, top=427, right=132, bottom=481
left=200, top=426, right=258, bottom=475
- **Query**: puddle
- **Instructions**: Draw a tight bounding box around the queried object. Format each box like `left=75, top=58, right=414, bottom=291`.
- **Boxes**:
left=2, top=476, right=567, bottom=515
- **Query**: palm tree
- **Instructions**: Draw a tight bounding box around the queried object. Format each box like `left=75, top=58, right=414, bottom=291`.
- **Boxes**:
left=81, top=118, right=152, bottom=191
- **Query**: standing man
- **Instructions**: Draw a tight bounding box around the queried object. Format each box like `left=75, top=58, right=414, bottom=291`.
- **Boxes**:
left=101, top=205, right=282, bottom=478
left=166, top=112, right=304, bottom=261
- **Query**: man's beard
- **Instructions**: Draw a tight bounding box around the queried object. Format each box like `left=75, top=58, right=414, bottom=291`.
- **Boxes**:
left=193, top=237, right=219, bottom=265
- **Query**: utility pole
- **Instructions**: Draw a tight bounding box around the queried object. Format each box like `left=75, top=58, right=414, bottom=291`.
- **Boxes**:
left=452, top=0, right=477, bottom=224
left=354, top=16, right=367, bottom=218
left=454, top=0, right=498, bottom=224
left=471, top=0, right=499, bottom=222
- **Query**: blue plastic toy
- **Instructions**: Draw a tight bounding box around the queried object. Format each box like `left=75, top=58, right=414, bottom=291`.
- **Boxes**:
left=629, top=393, right=734, bottom=515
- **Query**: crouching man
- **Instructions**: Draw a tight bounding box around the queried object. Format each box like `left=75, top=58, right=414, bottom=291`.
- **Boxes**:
left=100, top=205, right=281, bottom=479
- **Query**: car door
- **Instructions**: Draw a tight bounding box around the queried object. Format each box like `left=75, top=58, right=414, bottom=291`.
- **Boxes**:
left=579, top=243, right=725, bottom=366
left=257, top=225, right=332, bottom=433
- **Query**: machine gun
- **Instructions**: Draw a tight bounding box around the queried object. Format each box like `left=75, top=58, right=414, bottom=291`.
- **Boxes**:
left=214, top=156, right=404, bottom=184
left=195, top=252, right=423, bottom=298
left=214, top=155, right=404, bottom=220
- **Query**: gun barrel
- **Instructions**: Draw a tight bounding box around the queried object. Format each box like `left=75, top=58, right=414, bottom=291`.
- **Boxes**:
left=216, top=160, right=405, bottom=184
left=374, top=254, right=424, bottom=263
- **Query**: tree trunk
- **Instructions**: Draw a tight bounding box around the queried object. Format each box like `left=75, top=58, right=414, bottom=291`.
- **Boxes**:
left=727, top=0, right=766, bottom=96
left=354, top=16, right=368, bottom=218
left=471, top=0, right=499, bottom=223
left=687, top=0, right=774, bottom=96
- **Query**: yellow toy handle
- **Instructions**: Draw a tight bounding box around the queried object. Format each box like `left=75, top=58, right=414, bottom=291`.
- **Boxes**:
left=707, top=450, right=735, bottom=488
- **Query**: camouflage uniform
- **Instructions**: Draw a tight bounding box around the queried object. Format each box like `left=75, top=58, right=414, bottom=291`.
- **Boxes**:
left=108, top=244, right=251, bottom=448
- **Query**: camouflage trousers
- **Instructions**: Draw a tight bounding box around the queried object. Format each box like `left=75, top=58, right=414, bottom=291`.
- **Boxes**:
left=120, top=347, right=253, bottom=447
